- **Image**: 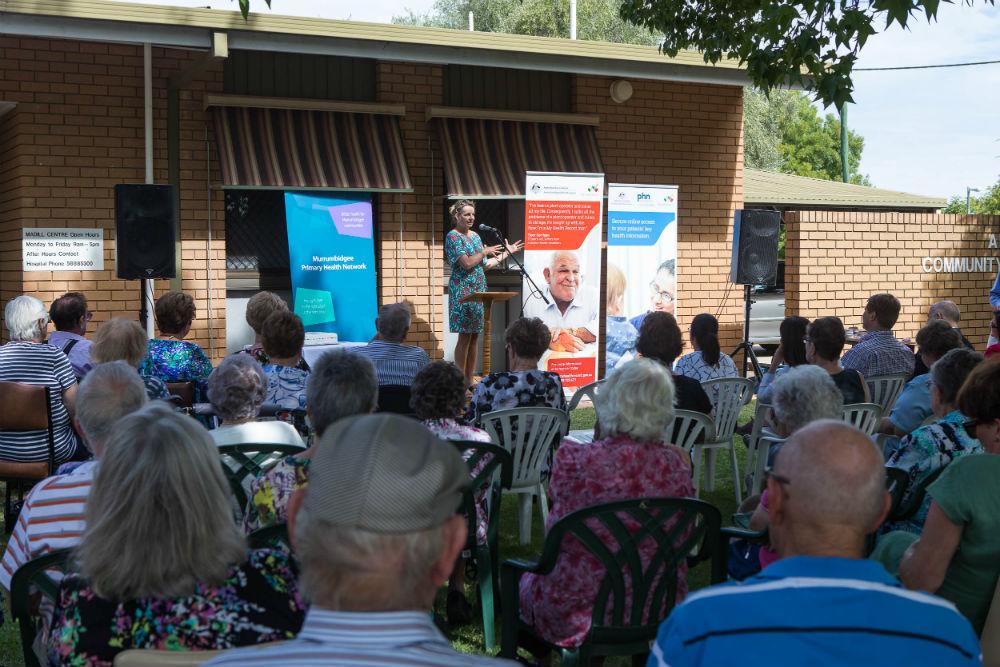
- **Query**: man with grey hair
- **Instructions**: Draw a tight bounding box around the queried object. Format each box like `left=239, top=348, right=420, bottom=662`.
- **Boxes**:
left=913, top=300, right=975, bottom=377
left=0, top=361, right=147, bottom=590
left=650, top=421, right=980, bottom=667
left=242, top=347, right=378, bottom=532
left=354, top=302, right=430, bottom=386
left=208, top=414, right=514, bottom=667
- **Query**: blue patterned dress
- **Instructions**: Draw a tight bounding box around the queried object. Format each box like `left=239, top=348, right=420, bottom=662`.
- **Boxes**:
left=445, top=229, right=486, bottom=334
left=139, top=339, right=213, bottom=382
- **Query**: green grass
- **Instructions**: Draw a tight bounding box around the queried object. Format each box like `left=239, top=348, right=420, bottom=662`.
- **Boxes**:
left=0, top=403, right=756, bottom=667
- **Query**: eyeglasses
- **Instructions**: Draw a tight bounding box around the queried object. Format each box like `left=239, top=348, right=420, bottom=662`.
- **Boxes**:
left=649, top=283, right=675, bottom=304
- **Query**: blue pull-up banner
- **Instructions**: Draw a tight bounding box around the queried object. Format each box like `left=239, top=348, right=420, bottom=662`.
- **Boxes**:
left=284, top=192, right=377, bottom=342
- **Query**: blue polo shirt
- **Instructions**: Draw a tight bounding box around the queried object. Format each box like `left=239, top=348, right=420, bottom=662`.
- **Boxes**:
left=649, top=556, right=980, bottom=667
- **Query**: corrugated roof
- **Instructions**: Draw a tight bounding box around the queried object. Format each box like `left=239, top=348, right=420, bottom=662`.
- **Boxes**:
left=1, top=0, right=749, bottom=84
left=744, top=169, right=946, bottom=210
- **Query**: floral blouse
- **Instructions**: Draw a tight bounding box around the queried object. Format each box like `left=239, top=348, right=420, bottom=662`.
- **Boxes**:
left=466, top=369, right=568, bottom=423
left=262, top=364, right=309, bottom=411
left=48, top=548, right=306, bottom=667
left=424, top=418, right=493, bottom=546
left=139, top=339, right=213, bottom=382
left=243, top=456, right=310, bottom=534
left=518, top=434, right=695, bottom=648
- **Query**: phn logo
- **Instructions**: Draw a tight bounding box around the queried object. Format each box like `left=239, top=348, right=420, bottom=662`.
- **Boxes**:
left=637, top=193, right=651, bottom=201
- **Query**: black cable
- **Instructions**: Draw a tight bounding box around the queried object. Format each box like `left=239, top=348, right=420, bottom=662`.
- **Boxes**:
left=856, top=58, right=1000, bottom=71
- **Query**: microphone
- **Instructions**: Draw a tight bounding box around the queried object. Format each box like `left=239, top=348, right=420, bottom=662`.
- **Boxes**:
left=478, top=224, right=501, bottom=239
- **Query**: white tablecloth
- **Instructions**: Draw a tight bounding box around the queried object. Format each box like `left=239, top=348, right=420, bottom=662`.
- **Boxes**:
left=302, top=341, right=366, bottom=367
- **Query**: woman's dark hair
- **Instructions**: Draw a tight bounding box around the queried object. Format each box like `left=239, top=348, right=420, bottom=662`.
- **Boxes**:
left=636, top=311, right=683, bottom=366
left=690, top=313, right=721, bottom=366
left=410, top=361, right=467, bottom=420
left=505, top=317, right=551, bottom=360
left=154, top=292, right=195, bottom=335
left=956, top=357, right=1000, bottom=423
left=915, top=319, right=963, bottom=362
left=261, top=310, right=305, bottom=360
left=807, top=316, right=847, bottom=361
left=932, top=348, right=983, bottom=406
left=780, top=316, right=810, bottom=366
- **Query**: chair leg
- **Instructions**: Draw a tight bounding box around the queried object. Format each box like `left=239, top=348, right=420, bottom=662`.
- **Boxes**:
left=729, top=441, right=743, bottom=505
left=691, top=445, right=703, bottom=497
left=478, top=546, right=496, bottom=652
left=518, top=494, right=532, bottom=546
left=560, top=647, right=581, bottom=667
left=705, top=449, right=718, bottom=492
left=537, top=484, right=549, bottom=528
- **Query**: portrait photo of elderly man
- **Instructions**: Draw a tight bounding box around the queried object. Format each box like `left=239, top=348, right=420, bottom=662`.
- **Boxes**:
left=522, top=250, right=600, bottom=353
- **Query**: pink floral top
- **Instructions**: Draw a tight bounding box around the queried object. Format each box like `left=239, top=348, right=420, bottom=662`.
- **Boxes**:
left=518, top=434, right=695, bottom=647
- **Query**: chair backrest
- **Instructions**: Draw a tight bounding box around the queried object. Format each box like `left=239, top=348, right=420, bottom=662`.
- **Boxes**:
left=376, top=384, right=414, bottom=416
left=701, top=377, right=754, bottom=440
left=568, top=379, right=605, bottom=412
left=449, top=440, right=514, bottom=548
left=535, top=497, right=722, bottom=646
left=0, top=382, right=56, bottom=477
left=11, top=548, right=72, bottom=667
left=480, top=407, right=569, bottom=489
left=842, top=402, right=882, bottom=435
left=216, top=444, right=307, bottom=513
left=669, top=409, right=714, bottom=455
left=166, top=381, right=195, bottom=408
left=866, top=374, right=909, bottom=414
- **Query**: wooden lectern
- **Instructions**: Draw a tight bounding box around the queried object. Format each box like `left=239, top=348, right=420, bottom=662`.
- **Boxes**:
left=460, top=291, right=517, bottom=375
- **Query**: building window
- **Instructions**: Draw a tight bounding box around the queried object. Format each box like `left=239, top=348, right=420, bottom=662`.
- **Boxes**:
left=225, top=190, right=291, bottom=290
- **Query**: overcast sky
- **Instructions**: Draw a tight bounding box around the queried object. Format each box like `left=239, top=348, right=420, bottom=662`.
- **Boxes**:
left=128, top=0, right=1000, bottom=200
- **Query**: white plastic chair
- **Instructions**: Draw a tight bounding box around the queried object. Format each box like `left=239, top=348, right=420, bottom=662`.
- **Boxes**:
left=481, top=407, right=569, bottom=545
left=866, top=373, right=909, bottom=415
left=669, top=409, right=714, bottom=485
left=749, top=432, right=786, bottom=496
left=566, top=379, right=604, bottom=441
left=841, top=402, right=882, bottom=436
left=699, top=377, right=755, bottom=504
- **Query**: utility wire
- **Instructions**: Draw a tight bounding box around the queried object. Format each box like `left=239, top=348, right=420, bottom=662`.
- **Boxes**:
left=856, top=58, right=1000, bottom=71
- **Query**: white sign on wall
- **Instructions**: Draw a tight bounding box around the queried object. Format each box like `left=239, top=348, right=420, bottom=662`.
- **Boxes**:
left=22, top=228, right=104, bottom=271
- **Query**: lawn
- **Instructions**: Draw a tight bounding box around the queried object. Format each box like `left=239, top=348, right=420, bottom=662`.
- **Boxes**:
left=0, top=403, right=753, bottom=667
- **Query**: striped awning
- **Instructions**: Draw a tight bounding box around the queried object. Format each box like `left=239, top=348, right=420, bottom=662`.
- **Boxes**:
left=434, top=118, right=604, bottom=197
left=211, top=106, right=412, bottom=191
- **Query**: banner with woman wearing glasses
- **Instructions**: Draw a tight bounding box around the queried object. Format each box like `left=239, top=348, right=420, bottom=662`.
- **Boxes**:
left=605, top=184, right=679, bottom=376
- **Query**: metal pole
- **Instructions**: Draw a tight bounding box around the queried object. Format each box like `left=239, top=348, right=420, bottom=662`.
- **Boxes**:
left=468, top=11, right=474, bottom=30
left=570, top=0, right=577, bottom=39
left=967, top=187, right=980, bottom=214
left=142, top=43, right=155, bottom=339
left=839, top=102, right=849, bottom=183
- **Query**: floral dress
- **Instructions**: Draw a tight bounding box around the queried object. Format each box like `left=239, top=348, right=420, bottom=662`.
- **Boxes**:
left=262, top=364, right=309, bottom=411
left=466, top=369, right=567, bottom=423
left=243, top=456, right=310, bottom=534
left=445, top=229, right=487, bottom=334
left=518, top=435, right=695, bottom=647
left=48, top=548, right=306, bottom=667
left=424, top=418, right=493, bottom=546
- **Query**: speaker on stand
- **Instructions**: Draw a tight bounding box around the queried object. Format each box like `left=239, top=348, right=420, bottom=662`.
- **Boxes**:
left=115, top=184, right=177, bottom=331
left=729, top=209, right=782, bottom=378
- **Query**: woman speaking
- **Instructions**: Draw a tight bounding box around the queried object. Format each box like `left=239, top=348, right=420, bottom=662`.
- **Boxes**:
left=446, top=199, right=523, bottom=387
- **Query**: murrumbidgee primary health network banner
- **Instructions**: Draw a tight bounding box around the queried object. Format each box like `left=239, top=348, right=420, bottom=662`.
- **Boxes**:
left=522, top=171, right=605, bottom=391
left=284, top=192, right=377, bottom=343
left=605, top=184, right=679, bottom=376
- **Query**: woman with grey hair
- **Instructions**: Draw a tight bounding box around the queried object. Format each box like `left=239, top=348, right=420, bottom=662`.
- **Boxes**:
left=0, top=295, right=87, bottom=463
left=517, top=358, right=695, bottom=651
left=207, top=354, right=303, bottom=448
left=47, top=403, right=306, bottom=665
left=769, top=364, right=845, bottom=438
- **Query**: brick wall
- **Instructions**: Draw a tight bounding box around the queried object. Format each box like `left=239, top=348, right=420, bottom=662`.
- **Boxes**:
left=0, top=37, right=226, bottom=357
left=786, top=211, right=1000, bottom=349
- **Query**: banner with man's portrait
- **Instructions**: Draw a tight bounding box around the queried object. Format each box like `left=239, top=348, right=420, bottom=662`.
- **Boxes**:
left=522, top=171, right=605, bottom=391
left=605, top=184, right=679, bottom=377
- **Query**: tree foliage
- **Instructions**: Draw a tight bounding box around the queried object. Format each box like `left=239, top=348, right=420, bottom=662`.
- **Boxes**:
left=943, top=178, right=1000, bottom=214
left=618, top=0, right=996, bottom=109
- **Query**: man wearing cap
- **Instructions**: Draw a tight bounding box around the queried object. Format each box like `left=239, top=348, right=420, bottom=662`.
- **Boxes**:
left=206, top=414, right=514, bottom=666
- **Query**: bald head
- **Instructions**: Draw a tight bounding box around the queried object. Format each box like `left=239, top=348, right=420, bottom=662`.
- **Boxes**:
left=768, top=420, right=889, bottom=557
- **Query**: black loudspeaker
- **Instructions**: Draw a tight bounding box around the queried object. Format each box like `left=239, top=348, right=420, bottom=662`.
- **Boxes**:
left=730, top=209, right=781, bottom=285
left=115, top=184, right=177, bottom=279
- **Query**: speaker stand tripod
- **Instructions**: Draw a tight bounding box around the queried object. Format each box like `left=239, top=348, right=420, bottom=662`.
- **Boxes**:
left=731, top=284, right=764, bottom=379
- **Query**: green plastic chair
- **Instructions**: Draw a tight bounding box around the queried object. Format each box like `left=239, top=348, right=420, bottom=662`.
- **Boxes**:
left=500, top=497, right=754, bottom=666
left=247, top=523, right=291, bottom=551
left=11, top=548, right=73, bottom=667
left=449, top=439, right=513, bottom=652
left=216, top=444, right=306, bottom=518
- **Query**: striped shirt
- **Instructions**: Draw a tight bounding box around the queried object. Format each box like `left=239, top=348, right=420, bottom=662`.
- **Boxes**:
left=0, top=342, right=79, bottom=462
left=203, top=608, right=517, bottom=666
left=0, top=461, right=96, bottom=589
left=353, top=340, right=430, bottom=386
left=649, top=556, right=981, bottom=667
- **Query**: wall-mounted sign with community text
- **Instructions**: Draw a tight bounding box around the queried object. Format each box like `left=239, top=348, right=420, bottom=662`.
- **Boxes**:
left=922, top=234, right=1000, bottom=273
left=22, top=228, right=104, bottom=272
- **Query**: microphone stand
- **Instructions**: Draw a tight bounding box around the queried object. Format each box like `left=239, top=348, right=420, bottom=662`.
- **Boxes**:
left=481, top=227, right=549, bottom=314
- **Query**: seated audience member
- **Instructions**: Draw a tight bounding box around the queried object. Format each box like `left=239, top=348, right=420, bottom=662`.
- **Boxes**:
left=805, top=315, right=869, bottom=404
left=651, top=420, right=980, bottom=667
left=875, top=358, right=1000, bottom=634
left=207, top=354, right=303, bottom=449
left=0, top=362, right=146, bottom=589
left=877, top=320, right=963, bottom=448
left=756, top=316, right=810, bottom=403
left=241, top=291, right=307, bottom=370
left=986, top=312, right=1000, bottom=358
left=90, top=317, right=170, bottom=401
left=139, top=291, right=213, bottom=384
left=0, top=295, right=85, bottom=463
left=841, top=292, right=915, bottom=378
left=47, top=292, right=94, bottom=380
left=206, top=414, right=509, bottom=667
left=47, top=403, right=306, bottom=666
left=635, top=311, right=712, bottom=416
left=674, top=313, right=738, bottom=405
left=605, top=263, right=638, bottom=375
left=884, top=348, right=983, bottom=534
left=355, top=302, right=430, bottom=386
left=243, top=348, right=378, bottom=533
left=913, top=301, right=975, bottom=377
left=518, top=359, right=695, bottom=651
left=467, top=317, right=567, bottom=423
left=411, top=360, right=492, bottom=626
left=260, top=310, right=310, bottom=411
